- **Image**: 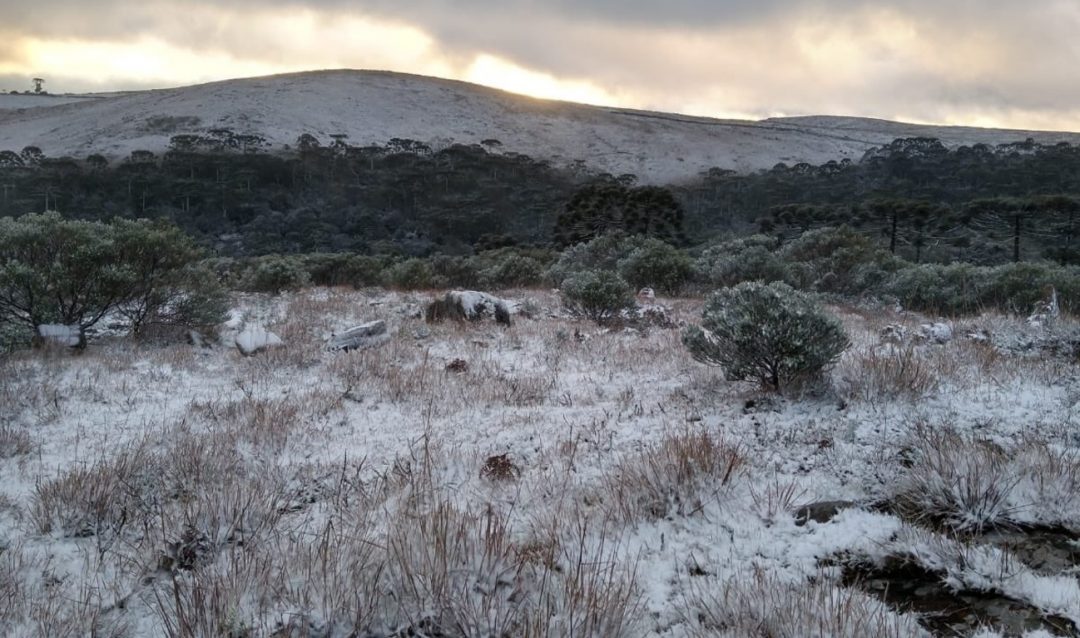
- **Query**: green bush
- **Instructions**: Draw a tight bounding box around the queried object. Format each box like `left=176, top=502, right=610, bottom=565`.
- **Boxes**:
left=239, top=255, right=311, bottom=294
left=683, top=282, right=850, bottom=392
left=0, top=213, right=220, bottom=343
left=383, top=258, right=438, bottom=290
left=478, top=253, right=546, bottom=289
left=693, top=235, right=788, bottom=287
left=560, top=270, right=635, bottom=324
left=617, top=238, right=692, bottom=294
left=779, top=226, right=900, bottom=295
left=299, top=253, right=386, bottom=288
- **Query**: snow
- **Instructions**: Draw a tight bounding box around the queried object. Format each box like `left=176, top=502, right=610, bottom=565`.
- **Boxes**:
left=1, top=289, right=1079, bottom=635
left=1, top=70, right=1078, bottom=182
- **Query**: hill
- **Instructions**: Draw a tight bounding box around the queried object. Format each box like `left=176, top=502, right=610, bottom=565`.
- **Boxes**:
left=2, top=70, right=1079, bottom=183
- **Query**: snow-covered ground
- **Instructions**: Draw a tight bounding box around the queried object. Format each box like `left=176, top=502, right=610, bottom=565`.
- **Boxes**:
left=1, top=288, right=1078, bottom=636
left=1, top=70, right=1079, bottom=182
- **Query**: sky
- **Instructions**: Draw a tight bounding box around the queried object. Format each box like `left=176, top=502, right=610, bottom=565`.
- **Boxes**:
left=1, top=1, right=1079, bottom=130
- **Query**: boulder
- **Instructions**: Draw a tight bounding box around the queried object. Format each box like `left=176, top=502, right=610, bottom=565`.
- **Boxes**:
left=35, top=324, right=83, bottom=348
left=917, top=322, right=953, bottom=344
left=794, top=500, right=857, bottom=526
left=425, top=291, right=512, bottom=326
left=328, top=320, right=389, bottom=352
left=235, top=325, right=283, bottom=356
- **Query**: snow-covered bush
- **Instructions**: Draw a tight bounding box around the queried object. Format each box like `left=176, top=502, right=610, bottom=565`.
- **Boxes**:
left=683, top=282, right=849, bottom=391
left=560, top=270, right=635, bottom=324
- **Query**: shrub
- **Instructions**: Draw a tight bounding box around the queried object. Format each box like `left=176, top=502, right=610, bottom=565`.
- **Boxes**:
left=0, top=213, right=218, bottom=343
left=547, top=233, right=632, bottom=287
left=478, top=253, right=546, bottom=289
left=238, top=255, right=310, bottom=294
left=693, top=235, right=788, bottom=287
left=383, top=258, right=438, bottom=290
left=683, top=282, right=849, bottom=392
left=779, top=226, right=899, bottom=295
left=617, top=238, right=692, bottom=294
left=560, top=270, right=634, bottom=324
left=299, top=253, right=386, bottom=288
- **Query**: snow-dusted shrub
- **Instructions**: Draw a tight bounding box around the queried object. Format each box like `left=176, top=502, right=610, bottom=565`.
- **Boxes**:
left=693, top=235, right=789, bottom=288
left=683, top=282, right=850, bottom=391
left=616, top=237, right=692, bottom=294
left=885, top=262, right=987, bottom=315
left=238, top=254, right=310, bottom=294
left=0, top=213, right=218, bottom=344
left=779, top=226, right=900, bottom=295
left=560, top=270, right=635, bottom=324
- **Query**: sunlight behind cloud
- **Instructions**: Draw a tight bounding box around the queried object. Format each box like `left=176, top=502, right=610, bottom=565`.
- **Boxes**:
left=463, top=54, right=626, bottom=106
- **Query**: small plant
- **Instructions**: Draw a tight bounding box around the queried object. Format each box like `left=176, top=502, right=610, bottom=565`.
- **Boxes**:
left=683, top=282, right=850, bottom=392
left=560, top=270, right=634, bottom=324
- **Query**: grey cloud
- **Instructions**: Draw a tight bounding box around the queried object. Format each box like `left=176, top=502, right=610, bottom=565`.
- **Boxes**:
left=2, top=0, right=1080, bottom=127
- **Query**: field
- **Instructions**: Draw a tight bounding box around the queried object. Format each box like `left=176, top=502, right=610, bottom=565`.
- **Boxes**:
left=1, top=287, right=1079, bottom=637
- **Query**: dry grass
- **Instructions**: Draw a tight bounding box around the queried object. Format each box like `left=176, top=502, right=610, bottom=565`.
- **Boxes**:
left=680, top=568, right=929, bottom=638
left=603, top=428, right=746, bottom=523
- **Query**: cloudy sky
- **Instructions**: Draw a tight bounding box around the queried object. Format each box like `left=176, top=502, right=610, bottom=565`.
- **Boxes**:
left=1, top=1, right=1078, bottom=129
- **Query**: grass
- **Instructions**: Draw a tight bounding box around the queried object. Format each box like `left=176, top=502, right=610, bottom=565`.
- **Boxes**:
left=0, top=287, right=1077, bottom=636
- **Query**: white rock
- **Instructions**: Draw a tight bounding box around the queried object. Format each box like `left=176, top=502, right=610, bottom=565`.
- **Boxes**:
left=235, top=325, right=283, bottom=356
left=328, top=320, right=389, bottom=352
left=919, top=322, right=953, bottom=344
left=37, top=324, right=81, bottom=347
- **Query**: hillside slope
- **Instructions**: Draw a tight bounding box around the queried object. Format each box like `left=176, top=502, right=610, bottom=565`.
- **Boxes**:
left=2, top=70, right=1079, bottom=182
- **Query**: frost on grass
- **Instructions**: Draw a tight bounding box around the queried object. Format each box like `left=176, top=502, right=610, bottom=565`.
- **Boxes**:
left=1, top=288, right=1079, bottom=636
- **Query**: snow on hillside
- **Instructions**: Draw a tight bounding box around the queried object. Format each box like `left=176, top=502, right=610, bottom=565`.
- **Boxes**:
left=2, top=70, right=1080, bottom=183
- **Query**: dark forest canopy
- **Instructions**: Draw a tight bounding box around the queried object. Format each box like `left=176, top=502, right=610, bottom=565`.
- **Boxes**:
left=3, top=132, right=1080, bottom=264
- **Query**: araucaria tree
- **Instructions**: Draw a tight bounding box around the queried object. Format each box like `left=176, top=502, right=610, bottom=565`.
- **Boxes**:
left=554, top=178, right=685, bottom=247
left=682, top=282, right=849, bottom=392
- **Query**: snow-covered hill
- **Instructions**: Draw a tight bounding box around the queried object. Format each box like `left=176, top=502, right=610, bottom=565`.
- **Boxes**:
left=2, top=69, right=1079, bottom=183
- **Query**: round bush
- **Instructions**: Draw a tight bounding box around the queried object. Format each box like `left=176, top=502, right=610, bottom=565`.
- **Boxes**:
left=560, top=270, right=635, bottom=324
left=617, top=238, right=692, bottom=294
left=683, top=281, right=850, bottom=391
left=240, top=255, right=310, bottom=294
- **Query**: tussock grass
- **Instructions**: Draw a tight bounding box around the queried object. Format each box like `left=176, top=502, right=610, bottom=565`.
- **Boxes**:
left=680, top=569, right=929, bottom=638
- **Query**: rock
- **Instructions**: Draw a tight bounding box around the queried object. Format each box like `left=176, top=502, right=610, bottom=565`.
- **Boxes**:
left=413, top=325, right=432, bottom=340
left=880, top=324, right=907, bottom=344
left=793, top=500, right=857, bottom=526
left=1027, top=287, right=1060, bottom=328
left=425, top=291, right=513, bottom=326
left=328, top=320, right=389, bottom=352
left=235, top=325, right=283, bottom=356
left=637, top=287, right=656, bottom=302
left=917, top=322, right=953, bottom=344
left=35, top=324, right=83, bottom=348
